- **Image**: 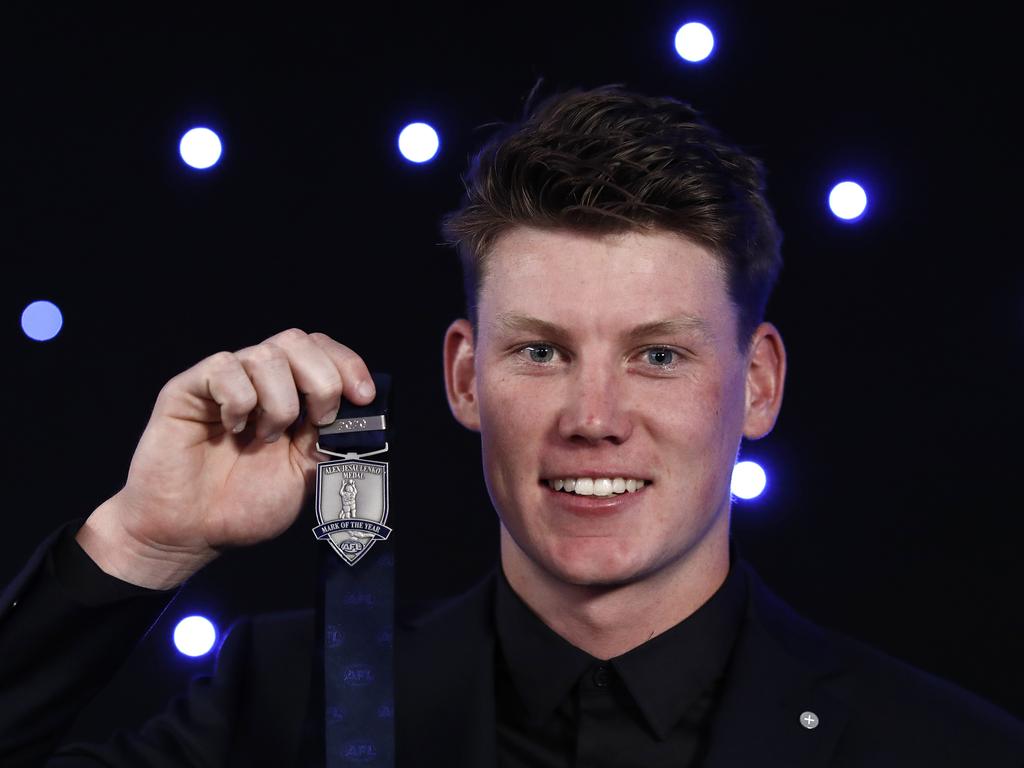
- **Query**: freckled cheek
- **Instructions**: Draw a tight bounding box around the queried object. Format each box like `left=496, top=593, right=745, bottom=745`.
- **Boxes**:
left=477, top=376, right=548, bottom=503
left=481, top=371, right=561, bottom=430
left=480, top=379, right=531, bottom=446
left=647, top=386, right=725, bottom=445
left=647, top=383, right=734, bottom=492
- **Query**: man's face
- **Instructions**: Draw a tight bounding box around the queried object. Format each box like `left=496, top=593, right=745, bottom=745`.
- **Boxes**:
left=446, top=225, right=781, bottom=589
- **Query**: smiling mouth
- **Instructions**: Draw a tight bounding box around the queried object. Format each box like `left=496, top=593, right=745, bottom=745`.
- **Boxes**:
left=542, top=477, right=650, bottom=497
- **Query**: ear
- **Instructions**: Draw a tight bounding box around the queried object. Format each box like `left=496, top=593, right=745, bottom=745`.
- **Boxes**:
left=742, top=321, right=787, bottom=440
left=443, top=318, right=481, bottom=432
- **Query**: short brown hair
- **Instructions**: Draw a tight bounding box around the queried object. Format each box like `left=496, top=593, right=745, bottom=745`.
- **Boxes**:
left=440, top=84, right=783, bottom=350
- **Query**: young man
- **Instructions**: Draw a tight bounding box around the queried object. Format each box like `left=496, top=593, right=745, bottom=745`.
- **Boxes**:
left=1, top=86, right=1021, bottom=766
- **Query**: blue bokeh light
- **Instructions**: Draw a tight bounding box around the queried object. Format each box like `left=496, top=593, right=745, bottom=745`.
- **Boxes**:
left=828, top=180, right=868, bottom=221
left=731, top=460, right=768, bottom=500
left=397, top=122, right=440, bottom=163
left=179, top=127, right=223, bottom=170
left=674, top=22, right=715, bottom=62
left=21, top=300, right=63, bottom=341
left=173, top=615, right=218, bottom=658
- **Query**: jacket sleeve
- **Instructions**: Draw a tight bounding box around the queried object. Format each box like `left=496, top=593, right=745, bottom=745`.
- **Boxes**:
left=45, top=618, right=257, bottom=768
left=46, top=610, right=312, bottom=768
left=0, top=519, right=192, bottom=766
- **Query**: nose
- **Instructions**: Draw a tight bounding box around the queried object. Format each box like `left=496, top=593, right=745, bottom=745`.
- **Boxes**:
left=557, top=358, right=633, bottom=445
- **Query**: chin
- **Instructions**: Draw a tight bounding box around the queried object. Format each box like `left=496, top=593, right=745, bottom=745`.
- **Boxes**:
left=542, top=539, right=652, bottom=589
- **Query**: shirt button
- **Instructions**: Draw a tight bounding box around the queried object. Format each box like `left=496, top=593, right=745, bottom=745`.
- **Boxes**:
left=592, top=665, right=610, bottom=688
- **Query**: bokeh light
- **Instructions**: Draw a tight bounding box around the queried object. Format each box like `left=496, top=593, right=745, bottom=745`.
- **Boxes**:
left=173, top=615, right=218, bottom=657
left=828, top=180, right=868, bottom=221
left=179, top=127, right=223, bottom=170
left=20, top=300, right=63, bottom=341
left=732, top=460, right=768, bottom=500
left=397, top=122, right=440, bottom=163
left=674, top=22, right=715, bottom=62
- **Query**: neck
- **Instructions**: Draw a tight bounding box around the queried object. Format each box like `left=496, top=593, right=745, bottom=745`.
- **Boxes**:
left=499, top=520, right=731, bottom=660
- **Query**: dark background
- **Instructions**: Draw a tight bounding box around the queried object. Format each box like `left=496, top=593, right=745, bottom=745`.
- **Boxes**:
left=3, top=0, right=1021, bottom=741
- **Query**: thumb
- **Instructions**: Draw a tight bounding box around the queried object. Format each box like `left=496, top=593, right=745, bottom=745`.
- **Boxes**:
left=289, top=416, right=324, bottom=484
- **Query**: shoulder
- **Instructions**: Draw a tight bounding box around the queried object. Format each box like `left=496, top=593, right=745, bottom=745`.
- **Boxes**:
left=824, top=628, right=1023, bottom=764
left=738, top=558, right=1024, bottom=762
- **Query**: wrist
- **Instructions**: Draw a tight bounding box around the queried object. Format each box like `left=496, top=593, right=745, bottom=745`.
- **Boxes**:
left=75, top=495, right=216, bottom=590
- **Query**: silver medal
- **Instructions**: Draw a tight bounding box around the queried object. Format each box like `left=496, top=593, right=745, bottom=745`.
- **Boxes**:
left=313, top=458, right=392, bottom=566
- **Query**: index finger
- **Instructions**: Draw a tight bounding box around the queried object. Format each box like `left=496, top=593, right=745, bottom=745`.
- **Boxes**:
left=307, top=332, right=376, bottom=406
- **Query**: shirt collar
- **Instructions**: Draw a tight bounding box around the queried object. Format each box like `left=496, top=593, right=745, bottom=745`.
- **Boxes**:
left=495, top=538, right=748, bottom=740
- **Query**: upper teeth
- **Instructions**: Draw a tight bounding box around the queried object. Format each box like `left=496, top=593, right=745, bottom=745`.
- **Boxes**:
left=547, top=477, right=647, bottom=496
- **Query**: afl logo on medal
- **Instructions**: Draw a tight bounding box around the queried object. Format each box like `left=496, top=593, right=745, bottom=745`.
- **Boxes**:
left=313, top=458, right=393, bottom=566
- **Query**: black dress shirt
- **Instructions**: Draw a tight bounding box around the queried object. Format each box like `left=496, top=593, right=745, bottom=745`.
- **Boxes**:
left=494, top=540, right=748, bottom=768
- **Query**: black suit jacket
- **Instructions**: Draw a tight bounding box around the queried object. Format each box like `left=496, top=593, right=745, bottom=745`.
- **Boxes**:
left=1, top=522, right=1022, bottom=767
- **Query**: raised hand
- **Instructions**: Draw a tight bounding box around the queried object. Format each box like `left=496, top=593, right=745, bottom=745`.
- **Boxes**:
left=75, top=329, right=375, bottom=589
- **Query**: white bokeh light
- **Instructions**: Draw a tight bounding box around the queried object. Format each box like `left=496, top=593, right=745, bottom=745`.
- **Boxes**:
left=20, top=300, right=63, bottom=341
left=731, top=460, right=768, bottom=500
left=173, top=615, right=217, bottom=657
left=179, top=127, right=223, bottom=170
left=674, top=22, right=715, bottom=62
left=397, top=122, right=440, bottom=163
left=828, top=180, right=868, bottom=221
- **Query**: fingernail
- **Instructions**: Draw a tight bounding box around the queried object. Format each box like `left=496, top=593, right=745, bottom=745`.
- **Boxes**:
left=358, top=380, right=375, bottom=400
left=232, top=419, right=247, bottom=434
left=264, top=432, right=281, bottom=443
left=317, top=410, right=338, bottom=426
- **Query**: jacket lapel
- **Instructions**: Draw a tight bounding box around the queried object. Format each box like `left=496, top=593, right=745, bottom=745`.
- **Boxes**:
left=702, top=560, right=852, bottom=768
left=397, top=574, right=498, bottom=766
left=396, top=559, right=858, bottom=768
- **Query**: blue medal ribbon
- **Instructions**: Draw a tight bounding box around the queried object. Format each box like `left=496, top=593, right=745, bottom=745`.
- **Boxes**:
left=314, top=373, right=394, bottom=767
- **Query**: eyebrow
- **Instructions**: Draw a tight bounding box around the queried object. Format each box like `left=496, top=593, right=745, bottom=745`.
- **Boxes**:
left=493, top=312, right=713, bottom=344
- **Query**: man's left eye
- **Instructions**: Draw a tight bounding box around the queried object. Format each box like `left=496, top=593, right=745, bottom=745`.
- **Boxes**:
left=523, top=344, right=556, bottom=363
left=644, top=348, right=676, bottom=366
